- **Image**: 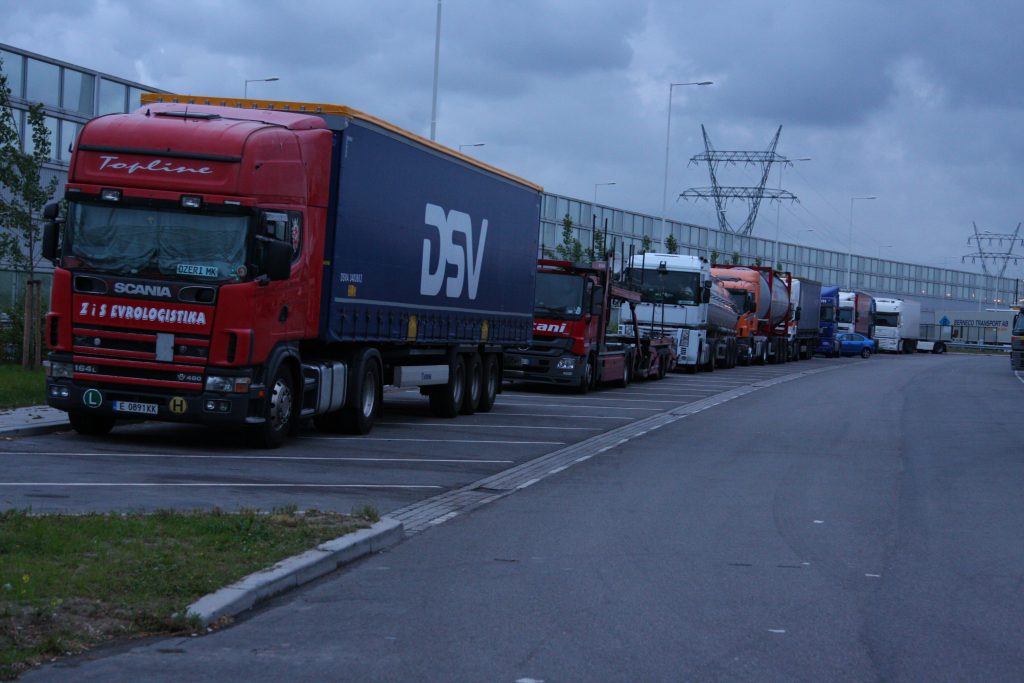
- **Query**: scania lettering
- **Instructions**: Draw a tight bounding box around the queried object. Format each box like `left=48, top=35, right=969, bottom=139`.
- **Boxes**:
left=43, top=95, right=541, bottom=447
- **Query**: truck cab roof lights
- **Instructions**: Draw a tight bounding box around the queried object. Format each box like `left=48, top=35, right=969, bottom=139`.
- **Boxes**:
left=155, top=111, right=222, bottom=120
left=100, top=188, right=122, bottom=202
left=181, top=195, right=203, bottom=209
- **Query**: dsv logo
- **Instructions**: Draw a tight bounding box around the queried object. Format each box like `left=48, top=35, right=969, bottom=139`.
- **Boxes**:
left=420, top=204, right=487, bottom=299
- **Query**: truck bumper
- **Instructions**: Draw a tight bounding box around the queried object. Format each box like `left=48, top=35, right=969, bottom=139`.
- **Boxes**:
left=502, top=350, right=585, bottom=386
left=45, top=378, right=262, bottom=426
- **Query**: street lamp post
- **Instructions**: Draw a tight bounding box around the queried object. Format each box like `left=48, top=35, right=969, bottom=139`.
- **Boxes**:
left=244, top=77, right=279, bottom=98
left=660, top=80, right=713, bottom=249
left=847, top=196, right=877, bottom=289
left=772, top=157, right=811, bottom=267
left=593, top=182, right=616, bottom=207
left=430, top=0, right=443, bottom=141
left=458, top=143, right=484, bottom=153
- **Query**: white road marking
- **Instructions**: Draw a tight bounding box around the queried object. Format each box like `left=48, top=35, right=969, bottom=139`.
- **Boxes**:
left=501, top=396, right=693, bottom=405
left=429, top=512, right=458, bottom=525
left=491, top=412, right=632, bottom=420
left=517, top=478, right=541, bottom=489
left=487, top=402, right=660, bottom=412
left=0, top=482, right=442, bottom=489
left=0, top=451, right=513, bottom=464
left=865, top=573, right=881, bottom=578
left=548, top=466, right=568, bottom=474
left=304, top=437, right=565, bottom=445
left=768, top=629, right=786, bottom=634
left=381, top=422, right=600, bottom=431
left=813, top=520, right=825, bottom=524
left=1015, top=371, right=1024, bottom=385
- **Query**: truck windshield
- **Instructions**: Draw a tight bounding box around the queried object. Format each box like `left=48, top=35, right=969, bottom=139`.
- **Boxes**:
left=820, top=304, right=836, bottom=322
left=874, top=312, right=899, bottom=327
left=62, top=202, right=249, bottom=282
left=625, top=269, right=701, bottom=305
left=535, top=271, right=585, bottom=319
left=838, top=308, right=854, bottom=323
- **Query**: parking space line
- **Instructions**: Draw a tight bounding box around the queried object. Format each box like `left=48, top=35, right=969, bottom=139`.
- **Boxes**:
left=302, top=437, right=565, bottom=445
left=0, top=451, right=514, bottom=464
left=379, top=422, right=601, bottom=431
left=0, top=482, right=443, bottom=489
left=491, top=413, right=632, bottom=421
left=499, top=396, right=688, bottom=404
left=493, top=402, right=660, bottom=412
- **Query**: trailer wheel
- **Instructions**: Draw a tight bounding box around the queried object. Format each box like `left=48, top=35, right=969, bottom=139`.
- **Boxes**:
left=477, top=354, right=499, bottom=412
left=461, top=353, right=483, bottom=415
left=934, top=342, right=946, bottom=354
left=68, top=412, right=115, bottom=436
left=247, top=365, right=295, bottom=448
left=657, top=351, right=668, bottom=380
left=430, top=354, right=465, bottom=417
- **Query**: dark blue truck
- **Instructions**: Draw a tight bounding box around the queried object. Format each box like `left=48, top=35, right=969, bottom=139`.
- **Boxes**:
left=816, top=285, right=841, bottom=356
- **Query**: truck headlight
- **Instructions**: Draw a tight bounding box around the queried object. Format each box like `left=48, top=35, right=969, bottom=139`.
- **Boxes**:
left=556, top=357, right=576, bottom=370
left=47, top=361, right=73, bottom=379
left=205, top=375, right=252, bottom=393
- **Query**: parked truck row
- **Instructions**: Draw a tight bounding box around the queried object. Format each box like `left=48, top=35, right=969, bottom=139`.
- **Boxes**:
left=39, top=95, right=960, bottom=448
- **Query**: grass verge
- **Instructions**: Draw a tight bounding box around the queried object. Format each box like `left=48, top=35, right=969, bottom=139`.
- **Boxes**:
left=0, top=366, right=45, bottom=410
left=0, top=506, right=377, bottom=679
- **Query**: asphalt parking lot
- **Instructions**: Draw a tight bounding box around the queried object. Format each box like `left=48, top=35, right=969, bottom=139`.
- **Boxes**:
left=0, top=358, right=857, bottom=517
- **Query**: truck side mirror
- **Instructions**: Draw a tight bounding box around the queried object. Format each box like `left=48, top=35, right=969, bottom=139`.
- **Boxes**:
left=702, top=281, right=712, bottom=304
left=42, top=222, right=59, bottom=262
left=795, top=306, right=801, bottom=322
left=746, top=294, right=756, bottom=314
left=591, top=286, right=605, bottom=317
left=43, top=202, right=60, bottom=220
left=262, top=239, right=292, bottom=281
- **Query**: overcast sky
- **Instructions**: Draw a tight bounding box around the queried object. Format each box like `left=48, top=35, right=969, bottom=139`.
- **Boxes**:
left=4, top=0, right=1022, bottom=276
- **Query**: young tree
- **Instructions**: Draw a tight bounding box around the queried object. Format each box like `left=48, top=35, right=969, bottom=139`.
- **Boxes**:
left=555, top=213, right=584, bottom=263
left=665, top=234, right=679, bottom=255
left=1, top=58, right=59, bottom=367
left=640, top=235, right=652, bottom=254
left=731, top=251, right=740, bottom=265
left=590, top=227, right=606, bottom=261
left=710, top=250, right=720, bottom=265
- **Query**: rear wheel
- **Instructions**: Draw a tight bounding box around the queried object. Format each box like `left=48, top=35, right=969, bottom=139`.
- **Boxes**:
left=616, top=355, right=632, bottom=387
left=342, top=354, right=380, bottom=434
left=934, top=343, right=946, bottom=354
left=861, top=347, right=871, bottom=359
left=461, top=353, right=483, bottom=415
left=429, top=354, right=465, bottom=417
left=477, top=354, right=500, bottom=412
left=68, top=412, right=115, bottom=436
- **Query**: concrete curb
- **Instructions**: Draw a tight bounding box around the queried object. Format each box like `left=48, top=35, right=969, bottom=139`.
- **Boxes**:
left=186, top=517, right=404, bottom=626
left=0, top=419, right=69, bottom=438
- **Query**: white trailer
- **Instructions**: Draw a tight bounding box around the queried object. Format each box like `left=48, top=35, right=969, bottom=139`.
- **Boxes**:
left=873, top=298, right=920, bottom=353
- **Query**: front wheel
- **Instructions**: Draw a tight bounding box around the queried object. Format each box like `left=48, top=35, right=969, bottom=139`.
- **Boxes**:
left=577, top=356, right=595, bottom=393
left=861, top=348, right=871, bottom=359
left=68, top=411, right=115, bottom=436
left=247, top=365, right=295, bottom=448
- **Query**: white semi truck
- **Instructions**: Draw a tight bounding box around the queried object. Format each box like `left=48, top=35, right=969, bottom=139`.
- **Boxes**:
left=623, top=254, right=739, bottom=372
left=872, top=297, right=921, bottom=353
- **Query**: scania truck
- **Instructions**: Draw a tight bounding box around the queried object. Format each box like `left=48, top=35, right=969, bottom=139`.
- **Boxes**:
left=42, top=95, right=541, bottom=447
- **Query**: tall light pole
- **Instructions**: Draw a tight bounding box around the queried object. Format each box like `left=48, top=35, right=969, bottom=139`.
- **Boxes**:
left=594, top=182, right=616, bottom=206
left=458, top=143, right=484, bottom=153
left=847, top=196, right=877, bottom=289
left=244, top=77, right=279, bottom=98
left=430, top=0, right=443, bottom=141
left=772, top=157, right=811, bottom=267
left=660, top=80, right=713, bottom=248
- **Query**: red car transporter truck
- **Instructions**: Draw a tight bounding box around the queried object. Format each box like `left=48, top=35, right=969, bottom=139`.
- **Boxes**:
left=41, top=95, right=541, bottom=447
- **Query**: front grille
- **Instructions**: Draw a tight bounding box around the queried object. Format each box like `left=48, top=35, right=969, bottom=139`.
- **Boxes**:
left=72, top=324, right=208, bottom=390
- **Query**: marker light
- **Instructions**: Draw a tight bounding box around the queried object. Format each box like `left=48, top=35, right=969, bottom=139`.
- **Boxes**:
left=100, top=188, right=122, bottom=202
left=181, top=195, right=203, bottom=209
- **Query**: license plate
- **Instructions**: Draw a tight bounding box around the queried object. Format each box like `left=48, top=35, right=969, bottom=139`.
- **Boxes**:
left=113, top=400, right=159, bottom=415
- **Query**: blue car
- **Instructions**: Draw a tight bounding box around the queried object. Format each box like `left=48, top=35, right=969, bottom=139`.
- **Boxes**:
left=836, top=332, right=877, bottom=358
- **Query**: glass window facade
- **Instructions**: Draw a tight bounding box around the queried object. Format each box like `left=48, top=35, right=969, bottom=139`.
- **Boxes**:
left=1, top=49, right=24, bottom=97
left=99, top=77, right=127, bottom=114
left=25, top=57, right=59, bottom=106
left=62, top=69, right=95, bottom=114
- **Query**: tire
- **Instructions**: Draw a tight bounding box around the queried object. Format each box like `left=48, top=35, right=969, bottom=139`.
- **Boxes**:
left=577, top=356, right=595, bottom=393
left=429, top=354, right=465, bottom=417
left=861, top=348, right=871, bottom=359
left=342, top=353, right=380, bottom=434
left=477, top=354, right=499, bottom=412
left=657, top=351, right=668, bottom=380
left=616, top=355, right=631, bottom=388
left=461, top=353, right=483, bottom=415
left=832, top=341, right=841, bottom=358
left=247, top=364, right=295, bottom=449
left=68, top=411, right=115, bottom=436
left=934, top=343, right=946, bottom=354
